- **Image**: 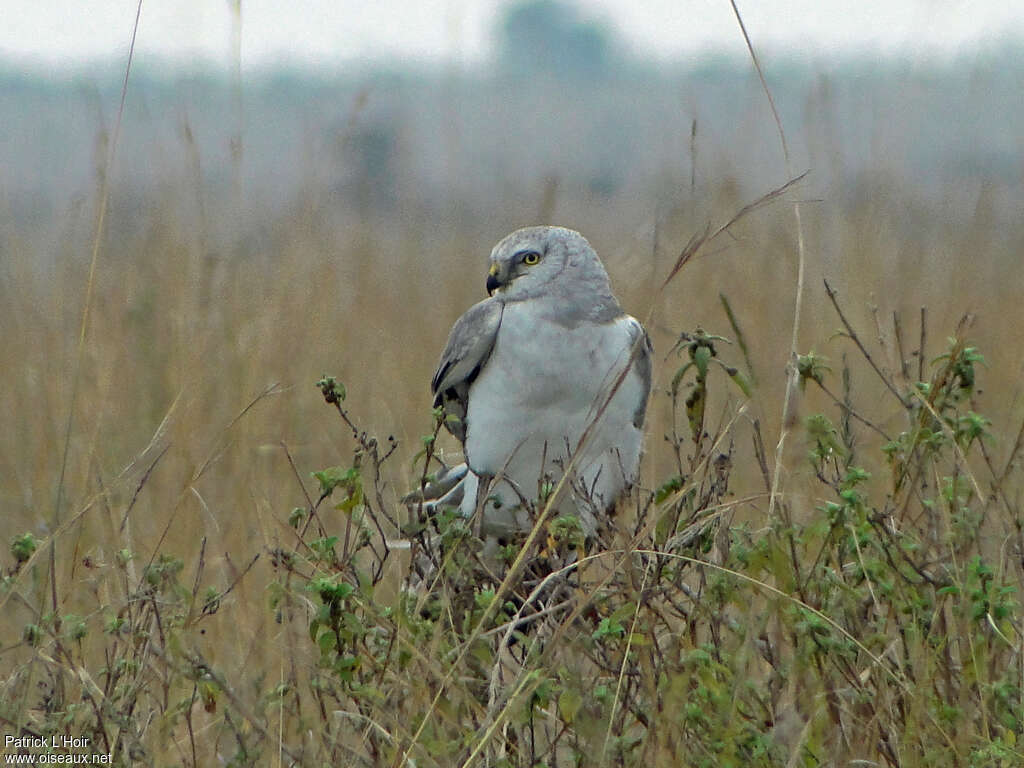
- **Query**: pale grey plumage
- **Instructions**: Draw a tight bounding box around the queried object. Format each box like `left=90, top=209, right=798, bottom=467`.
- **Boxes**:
left=429, top=226, right=651, bottom=538
left=432, top=299, right=503, bottom=443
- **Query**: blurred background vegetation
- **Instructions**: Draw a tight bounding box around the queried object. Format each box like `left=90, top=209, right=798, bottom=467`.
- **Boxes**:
left=1, top=1, right=1023, bottom=765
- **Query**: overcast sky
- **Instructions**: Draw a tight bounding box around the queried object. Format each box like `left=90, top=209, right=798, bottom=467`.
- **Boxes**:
left=4, top=0, right=1023, bottom=73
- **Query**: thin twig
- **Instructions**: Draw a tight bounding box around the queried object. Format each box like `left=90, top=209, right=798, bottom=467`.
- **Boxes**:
left=918, top=306, right=927, bottom=382
left=824, top=279, right=907, bottom=407
left=281, top=441, right=314, bottom=510
left=893, top=310, right=910, bottom=380
left=120, top=444, right=171, bottom=532
left=815, top=380, right=892, bottom=441
left=730, top=0, right=809, bottom=526
left=720, top=292, right=758, bottom=387
left=51, top=0, right=144, bottom=616
left=660, top=172, right=807, bottom=291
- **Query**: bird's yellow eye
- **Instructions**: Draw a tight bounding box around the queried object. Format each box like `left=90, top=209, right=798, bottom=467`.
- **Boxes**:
left=522, top=252, right=541, bottom=265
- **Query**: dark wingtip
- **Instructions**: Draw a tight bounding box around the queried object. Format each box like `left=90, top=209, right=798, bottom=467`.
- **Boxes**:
left=430, top=363, right=449, bottom=398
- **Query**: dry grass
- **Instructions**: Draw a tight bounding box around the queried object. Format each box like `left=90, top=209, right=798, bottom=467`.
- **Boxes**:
left=2, top=77, right=1024, bottom=766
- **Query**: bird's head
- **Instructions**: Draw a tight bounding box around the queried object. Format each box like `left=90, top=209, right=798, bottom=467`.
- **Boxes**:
left=484, top=226, right=612, bottom=301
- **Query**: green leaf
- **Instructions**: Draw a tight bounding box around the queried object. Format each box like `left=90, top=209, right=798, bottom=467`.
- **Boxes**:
left=316, top=376, right=346, bottom=404
left=655, top=475, right=685, bottom=505
left=309, top=536, right=339, bottom=564
left=593, top=616, right=626, bottom=642
left=728, top=369, right=753, bottom=397
left=558, top=686, right=583, bottom=724
left=10, top=532, right=37, bottom=563
left=796, top=351, right=830, bottom=390
left=670, top=361, right=694, bottom=396
left=317, top=629, right=337, bottom=655
left=312, top=466, right=347, bottom=495
left=693, top=343, right=712, bottom=378
left=685, top=382, right=706, bottom=442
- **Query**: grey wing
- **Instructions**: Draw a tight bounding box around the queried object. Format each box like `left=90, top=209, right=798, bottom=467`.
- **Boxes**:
left=431, top=298, right=504, bottom=443
left=625, top=316, right=654, bottom=429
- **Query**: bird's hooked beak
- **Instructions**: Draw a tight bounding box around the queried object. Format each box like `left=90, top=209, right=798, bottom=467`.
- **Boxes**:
left=486, top=262, right=503, bottom=296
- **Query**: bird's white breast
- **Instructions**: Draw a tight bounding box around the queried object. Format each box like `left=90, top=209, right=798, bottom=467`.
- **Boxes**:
left=464, top=300, right=645, bottom=512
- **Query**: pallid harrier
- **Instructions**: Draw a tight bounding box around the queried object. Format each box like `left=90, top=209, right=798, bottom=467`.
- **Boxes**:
left=427, top=226, right=651, bottom=539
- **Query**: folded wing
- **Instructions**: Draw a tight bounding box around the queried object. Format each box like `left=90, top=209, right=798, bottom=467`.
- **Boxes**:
left=431, top=298, right=504, bottom=443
